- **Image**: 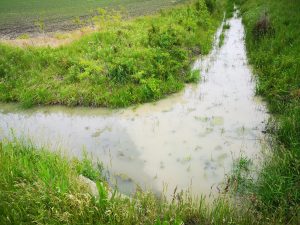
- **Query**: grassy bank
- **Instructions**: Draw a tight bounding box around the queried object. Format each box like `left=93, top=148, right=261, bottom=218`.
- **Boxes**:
left=0, top=139, right=257, bottom=225
left=225, top=0, right=300, bottom=223
left=0, top=0, right=224, bottom=108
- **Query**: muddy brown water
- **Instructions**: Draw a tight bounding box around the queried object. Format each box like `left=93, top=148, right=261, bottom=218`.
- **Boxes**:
left=0, top=13, right=268, bottom=198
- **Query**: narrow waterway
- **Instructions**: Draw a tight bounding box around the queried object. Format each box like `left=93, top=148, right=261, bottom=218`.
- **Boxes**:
left=0, top=13, right=268, bottom=198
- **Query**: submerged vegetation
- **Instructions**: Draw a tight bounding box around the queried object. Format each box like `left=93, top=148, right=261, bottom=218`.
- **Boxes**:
left=0, top=0, right=224, bottom=108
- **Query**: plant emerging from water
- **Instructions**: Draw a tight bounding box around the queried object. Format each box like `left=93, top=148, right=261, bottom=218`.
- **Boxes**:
left=218, top=22, right=230, bottom=47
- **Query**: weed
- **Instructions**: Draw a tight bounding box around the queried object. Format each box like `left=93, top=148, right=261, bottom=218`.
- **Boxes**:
left=226, top=156, right=253, bottom=194
left=54, top=33, right=70, bottom=40
left=185, top=69, right=201, bottom=83
left=219, top=32, right=225, bottom=47
left=35, top=18, right=45, bottom=34
left=205, top=0, right=217, bottom=13
left=252, top=12, right=274, bottom=41
left=223, top=22, right=230, bottom=29
left=75, top=151, right=103, bottom=181
left=218, top=22, right=230, bottom=47
left=17, top=33, right=30, bottom=39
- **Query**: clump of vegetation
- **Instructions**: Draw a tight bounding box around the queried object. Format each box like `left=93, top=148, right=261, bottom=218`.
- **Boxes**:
left=185, top=69, right=201, bottom=83
left=218, top=22, right=230, bottom=47
left=17, top=33, right=30, bottom=39
left=0, top=0, right=224, bottom=108
left=225, top=156, right=253, bottom=194
left=252, top=12, right=274, bottom=40
left=225, top=0, right=245, bottom=18
left=219, top=32, right=225, bottom=47
left=223, top=22, right=230, bottom=30
left=35, top=18, right=45, bottom=34
left=205, top=0, right=217, bottom=13
left=54, top=33, right=70, bottom=40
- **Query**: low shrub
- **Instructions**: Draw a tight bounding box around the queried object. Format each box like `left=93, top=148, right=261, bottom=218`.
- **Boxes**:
left=205, top=0, right=217, bottom=13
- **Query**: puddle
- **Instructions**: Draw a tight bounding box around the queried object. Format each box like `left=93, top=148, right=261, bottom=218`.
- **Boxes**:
left=0, top=13, right=268, bottom=198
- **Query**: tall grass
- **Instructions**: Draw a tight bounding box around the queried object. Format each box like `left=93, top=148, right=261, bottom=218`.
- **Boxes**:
left=0, top=0, right=224, bottom=108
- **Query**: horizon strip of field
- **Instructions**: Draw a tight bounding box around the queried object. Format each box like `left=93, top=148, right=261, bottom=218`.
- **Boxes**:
left=0, top=0, right=188, bottom=38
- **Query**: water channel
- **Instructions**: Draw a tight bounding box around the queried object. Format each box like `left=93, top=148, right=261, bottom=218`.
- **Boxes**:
left=0, top=12, right=268, bottom=198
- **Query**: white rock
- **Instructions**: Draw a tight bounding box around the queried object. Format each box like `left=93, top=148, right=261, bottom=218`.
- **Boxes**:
left=78, top=174, right=99, bottom=197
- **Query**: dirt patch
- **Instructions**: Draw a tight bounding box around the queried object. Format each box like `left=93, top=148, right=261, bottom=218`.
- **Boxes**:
left=0, top=26, right=96, bottom=48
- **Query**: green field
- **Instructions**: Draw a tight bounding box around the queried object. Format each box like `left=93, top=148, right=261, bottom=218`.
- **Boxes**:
left=0, top=0, right=187, bottom=37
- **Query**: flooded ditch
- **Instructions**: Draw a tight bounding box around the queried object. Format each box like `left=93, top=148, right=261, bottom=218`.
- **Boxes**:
left=0, top=13, right=268, bottom=198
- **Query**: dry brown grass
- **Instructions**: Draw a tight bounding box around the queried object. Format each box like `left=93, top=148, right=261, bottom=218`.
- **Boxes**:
left=0, top=26, right=96, bottom=48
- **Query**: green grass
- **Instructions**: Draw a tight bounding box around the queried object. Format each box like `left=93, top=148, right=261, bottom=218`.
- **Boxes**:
left=223, top=0, right=300, bottom=223
left=218, top=22, right=230, bottom=47
left=0, top=0, right=188, bottom=36
left=0, top=0, right=224, bottom=108
left=0, top=139, right=258, bottom=225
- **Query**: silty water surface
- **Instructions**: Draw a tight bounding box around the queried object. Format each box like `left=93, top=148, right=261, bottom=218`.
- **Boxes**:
left=0, top=13, right=268, bottom=197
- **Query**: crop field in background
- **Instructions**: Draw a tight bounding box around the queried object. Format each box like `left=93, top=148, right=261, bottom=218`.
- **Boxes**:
left=0, top=0, right=187, bottom=38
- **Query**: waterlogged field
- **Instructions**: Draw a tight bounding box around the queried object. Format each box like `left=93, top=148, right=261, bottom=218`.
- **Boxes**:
left=0, top=0, right=187, bottom=37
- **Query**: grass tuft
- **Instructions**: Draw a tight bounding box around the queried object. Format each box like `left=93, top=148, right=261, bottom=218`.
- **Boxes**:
left=252, top=12, right=274, bottom=41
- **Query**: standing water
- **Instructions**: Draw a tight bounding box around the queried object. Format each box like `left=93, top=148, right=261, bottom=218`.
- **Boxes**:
left=0, top=13, right=268, bottom=198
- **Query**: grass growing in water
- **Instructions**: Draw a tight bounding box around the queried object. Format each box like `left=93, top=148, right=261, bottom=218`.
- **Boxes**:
left=0, top=0, right=224, bottom=108
left=218, top=21, right=230, bottom=47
